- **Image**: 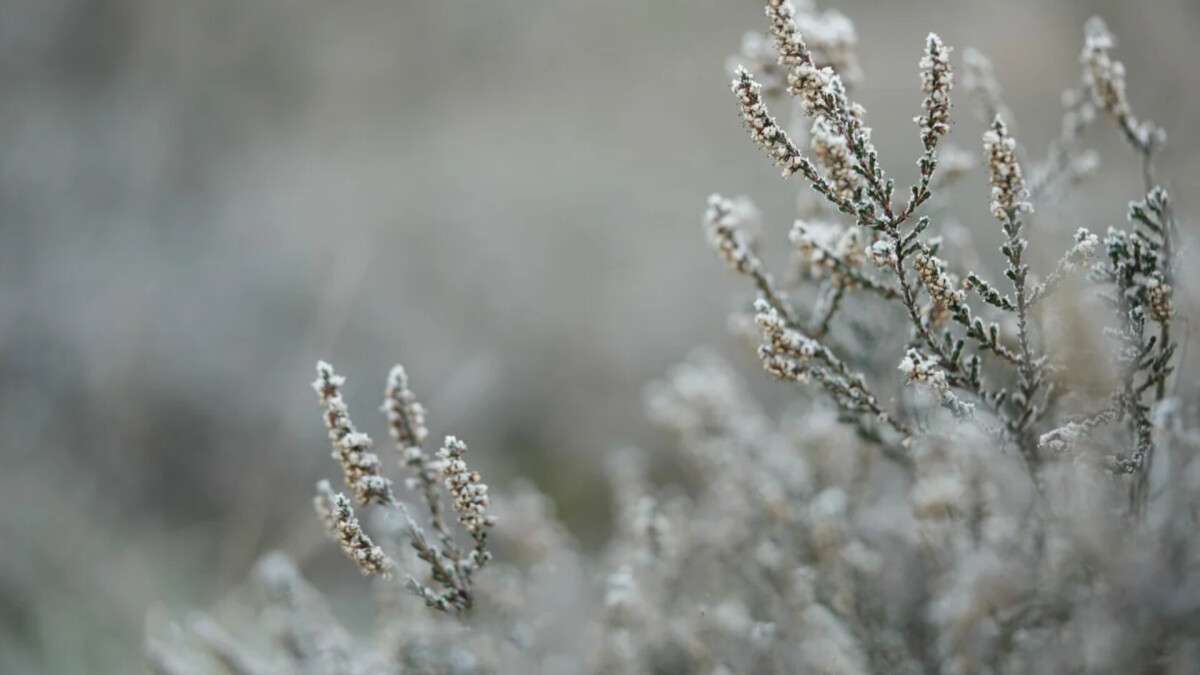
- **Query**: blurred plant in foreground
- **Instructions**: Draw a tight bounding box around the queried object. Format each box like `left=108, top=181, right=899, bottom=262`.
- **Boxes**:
left=148, top=2, right=1198, bottom=673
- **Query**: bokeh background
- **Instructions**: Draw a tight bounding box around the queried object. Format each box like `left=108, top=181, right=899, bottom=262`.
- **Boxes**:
left=2, top=0, right=1198, bottom=672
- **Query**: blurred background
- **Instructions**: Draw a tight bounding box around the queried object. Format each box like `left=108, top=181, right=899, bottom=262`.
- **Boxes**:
left=2, top=0, right=1198, bottom=671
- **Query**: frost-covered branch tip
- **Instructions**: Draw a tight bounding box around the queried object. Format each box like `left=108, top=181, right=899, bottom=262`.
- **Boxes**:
left=383, top=364, right=428, bottom=453
left=437, top=436, right=496, bottom=568
left=1081, top=17, right=1162, bottom=152
left=314, top=480, right=394, bottom=577
left=311, top=360, right=495, bottom=614
left=983, top=118, right=1031, bottom=222
left=313, top=361, right=396, bottom=506
left=916, top=33, right=952, bottom=152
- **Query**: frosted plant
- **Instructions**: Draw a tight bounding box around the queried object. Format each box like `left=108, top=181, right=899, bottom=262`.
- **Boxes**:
left=153, top=3, right=1197, bottom=674
left=313, top=361, right=396, bottom=507
left=315, top=361, right=495, bottom=612
left=715, top=0, right=1179, bottom=504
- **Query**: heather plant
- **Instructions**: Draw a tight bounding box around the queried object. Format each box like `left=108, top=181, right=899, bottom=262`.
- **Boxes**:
left=149, top=2, right=1199, bottom=674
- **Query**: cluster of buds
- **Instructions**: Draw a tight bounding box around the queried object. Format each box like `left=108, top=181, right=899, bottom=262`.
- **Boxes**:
left=983, top=118, right=1032, bottom=221
left=1147, top=278, right=1173, bottom=322
left=810, top=117, right=860, bottom=202
left=916, top=33, right=953, bottom=151
left=754, top=299, right=820, bottom=383
left=755, top=299, right=819, bottom=361
left=437, top=436, right=495, bottom=537
left=313, top=362, right=395, bottom=506
left=383, top=365, right=428, bottom=453
left=315, top=480, right=394, bottom=577
left=914, top=253, right=965, bottom=309
left=765, top=0, right=867, bottom=152
left=765, top=0, right=823, bottom=113
left=312, top=361, right=496, bottom=613
left=733, top=68, right=807, bottom=177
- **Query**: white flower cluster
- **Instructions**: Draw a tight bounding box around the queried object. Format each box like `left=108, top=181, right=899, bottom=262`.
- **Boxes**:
left=437, top=436, right=494, bottom=536
left=982, top=118, right=1032, bottom=220
left=312, top=361, right=396, bottom=506
left=916, top=33, right=953, bottom=149
left=754, top=298, right=819, bottom=382
left=914, top=253, right=965, bottom=309
left=809, top=117, right=859, bottom=202
left=314, top=480, right=394, bottom=577
left=1147, top=277, right=1174, bottom=322
left=383, top=364, right=428, bottom=452
left=732, top=68, right=808, bottom=177
left=765, top=1, right=857, bottom=127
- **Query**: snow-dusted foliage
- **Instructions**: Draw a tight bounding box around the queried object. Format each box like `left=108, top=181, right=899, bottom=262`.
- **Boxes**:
left=148, top=2, right=1197, bottom=673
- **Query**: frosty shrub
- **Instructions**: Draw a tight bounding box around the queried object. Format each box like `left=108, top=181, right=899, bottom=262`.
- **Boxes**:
left=149, top=2, right=1199, bottom=673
